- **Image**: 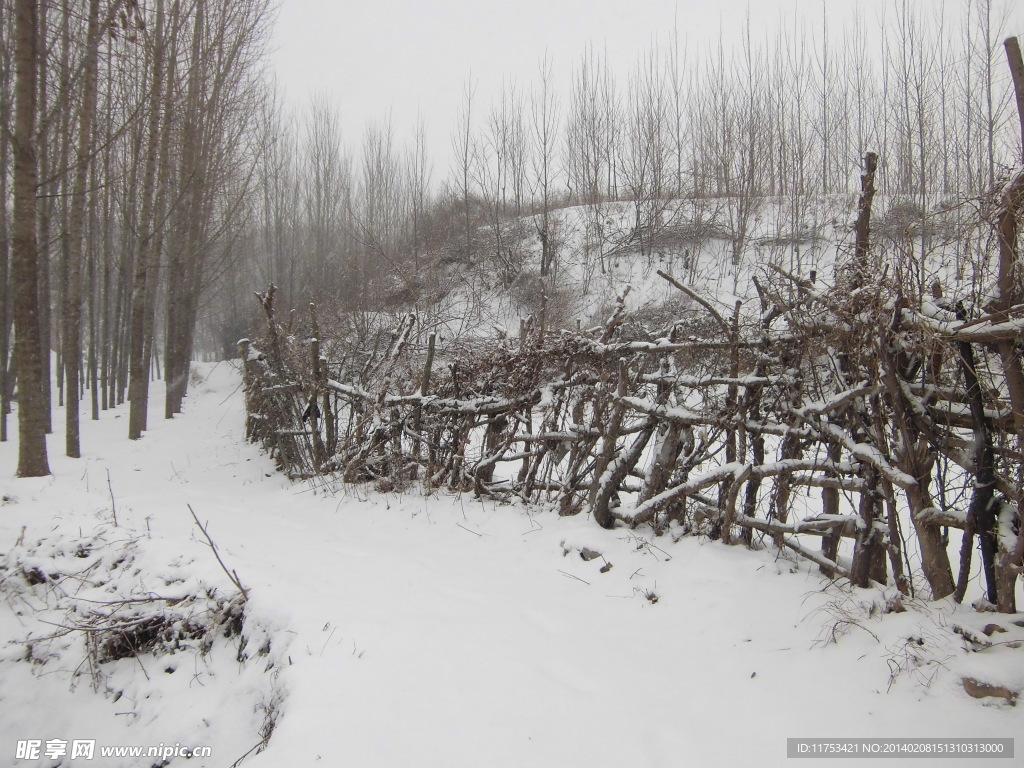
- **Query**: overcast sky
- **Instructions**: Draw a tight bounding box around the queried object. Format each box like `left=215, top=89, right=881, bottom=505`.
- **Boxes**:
left=268, top=0, right=1020, bottom=178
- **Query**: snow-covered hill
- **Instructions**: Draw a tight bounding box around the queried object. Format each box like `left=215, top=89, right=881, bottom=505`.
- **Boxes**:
left=408, top=191, right=994, bottom=351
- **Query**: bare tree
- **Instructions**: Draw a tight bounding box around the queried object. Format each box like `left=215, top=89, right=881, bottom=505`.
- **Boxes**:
left=621, top=48, right=669, bottom=258
left=405, top=113, right=433, bottom=274
left=530, top=53, right=559, bottom=281
left=300, top=96, right=349, bottom=302
left=357, top=115, right=405, bottom=303
left=451, top=77, right=476, bottom=263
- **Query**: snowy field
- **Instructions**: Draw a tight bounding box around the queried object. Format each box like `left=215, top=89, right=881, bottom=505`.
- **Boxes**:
left=1, top=362, right=1021, bottom=768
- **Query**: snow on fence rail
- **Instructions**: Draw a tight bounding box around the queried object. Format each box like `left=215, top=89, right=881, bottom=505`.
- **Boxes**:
left=238, top=159, right=1024, bottom=614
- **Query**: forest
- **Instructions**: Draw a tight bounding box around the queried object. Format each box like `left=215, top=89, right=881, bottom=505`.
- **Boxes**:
left=2, top=0, right=1024, bottom=612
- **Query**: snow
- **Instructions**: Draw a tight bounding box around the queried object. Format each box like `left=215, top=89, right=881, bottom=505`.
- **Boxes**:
left=1, top=362, right=1022, bottom=768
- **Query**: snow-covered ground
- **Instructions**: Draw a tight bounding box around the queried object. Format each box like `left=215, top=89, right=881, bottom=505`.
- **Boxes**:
left=1, top=362, right=1022, bottom=768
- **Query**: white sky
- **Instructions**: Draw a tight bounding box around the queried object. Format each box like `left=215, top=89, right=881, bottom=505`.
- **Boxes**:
left=268, top=0, right=1019, bottom=179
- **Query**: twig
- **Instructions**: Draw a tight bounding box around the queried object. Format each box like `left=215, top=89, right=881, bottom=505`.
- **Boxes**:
left=37, top=615, right=158, bottom=634
left=230, top=740, right=265, bottom=768
left=219, top=379, right=243, bottom=406
left=106, top=470, right=118, bottom=527
left=557, top=569, right=590, bottom=585
left=187, top=505, right=249, bottom=600
left=71, top=595, right=185, bottom=606
left=320, top=626, right=337, bottom=656
left=456, top=523, right=482, bottom=537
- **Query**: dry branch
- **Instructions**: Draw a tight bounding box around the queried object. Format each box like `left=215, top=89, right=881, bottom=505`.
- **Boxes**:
left=187, top=505, right=249, bottom=600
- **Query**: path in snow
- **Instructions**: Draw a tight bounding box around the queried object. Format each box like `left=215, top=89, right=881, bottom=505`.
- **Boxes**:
left=1, top=362, right=1020, bottom=768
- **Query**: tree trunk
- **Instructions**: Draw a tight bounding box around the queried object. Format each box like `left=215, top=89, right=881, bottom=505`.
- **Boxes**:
left=165, top=0, right=205, bottom=419
left=11, top=0, right=50, bottom=476
left=0, top=61, right=11, bottom=444
left=62, top=0, right=102, bottom=458
left=127, top=0, right=166, bottom=440
left=35, top=0, right=52, bottom=435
